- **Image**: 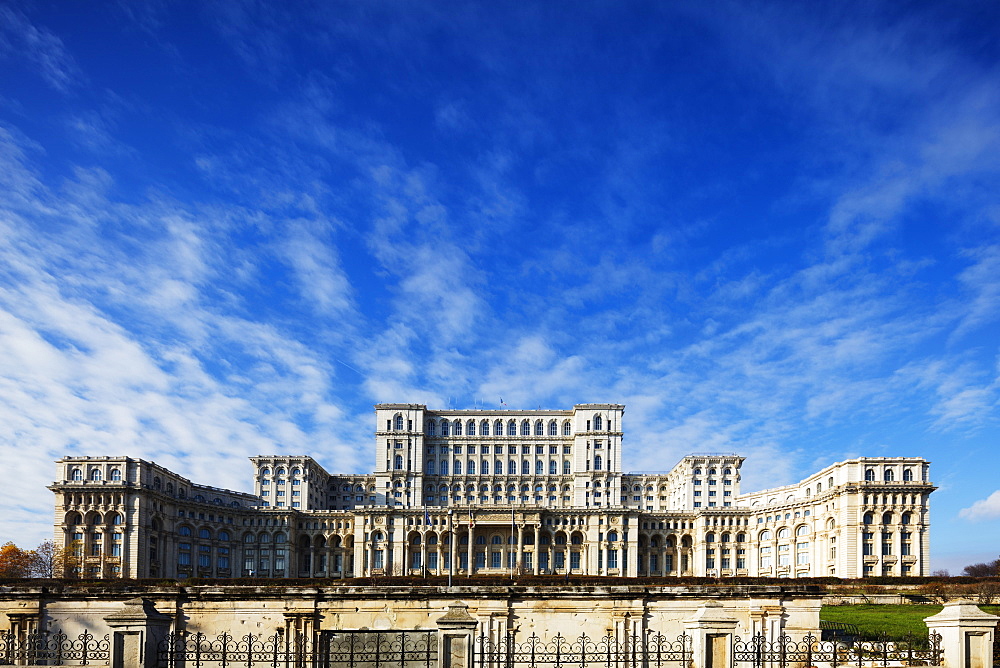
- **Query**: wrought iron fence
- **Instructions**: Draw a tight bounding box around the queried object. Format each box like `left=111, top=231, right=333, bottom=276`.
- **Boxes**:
left=158, top=629, right=438, bottom=668
left=0, top=629, right=110, bottom=665
left=476, top=631, right=691, bottom=668
left=158, top=631, right=313, bottom=668
left=323, top=630, right=438, bottom=668
left=733, top=633, right=942, bottom=668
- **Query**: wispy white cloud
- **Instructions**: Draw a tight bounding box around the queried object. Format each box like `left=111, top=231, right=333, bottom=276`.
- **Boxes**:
left=0, top=6, right=81, bottom=91
left=959, top=490, right=1000, bottom=521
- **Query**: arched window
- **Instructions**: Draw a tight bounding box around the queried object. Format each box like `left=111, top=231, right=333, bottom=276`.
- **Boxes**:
left=901, top=512, right=912, bottom=525
left=522, top=460, right=530, bottom=475
left=179, top=526, right=192, bottom=536
left=816, top=482, right=822, bottom=493
left=427, top=460, right=435, bottom=474
left=89, top=469, right=102, bottom=481
left=694, top=468, right=702, bottom=475
left=563, top=461, right=571, bottom=474
left=736, top=533, right=746, bottom=543
left=864, top=469, right=875, bottom=482
left=427, top=421, right=436, bottom=436
left=481, top=459, right=488, bottom=474
left=199, top=528, right=211, bottom=539
left=796, top=525, right=809, bottom=536
left=863, top=512, right=874, bottom=525
left=467, top=420, right=476, bottom=435
left=110, top=469, right=122, bottom=481
left=882, top=512, right=893, bottom=525
left=153, top=477, right=162, bottom=490
left=607, top=531, right=618, bottom=542
left=494, top=420, right=503, bottom=436
left=482, top=420, right=490, bottom=435
left=706, top=532, right=715, bottom=543
left=108, top=513, right=123, bottom=525
left=494, top=460, right=502, bottom=475
left=509, top=460, right=517, bottom=475
left=535, top=420, right=544, bottom=436
left=521, top=420, right=531, bottom=436
left=394, top=455, right=403, bottom=470
left=594, top=415, right=602, bottom=430
left=903, top=468, right=913, bottom=481
left=535, top=460, right=544, bottom=475
left=454, top=421, right=462, bottom=435
left=884, top=469, right=894, bottom=482
left=244, top=533, right=255, bottom=543
left=71, top=469, right=82, bottom=481
left=759, top=530, right=772, bottom=541
left=562, top=422, right=572, bottom=436
left=549, top=461, right=557, bottom=475
left=440, top=461, right=448, bottom=475
left=548, top=421, right=558, bottom=436
left=594, top=455, right=602, bottom=471
left=394, top=415, right=404, bottom=430
left=274, top=532, right=286, bottom=543
left=507, top=420, right=517, bottom=436
left=468, top=460, right=475, bottom=475
left=276, top=467, right=286, bottom=476
left=219, top=531, right=230, bottom=541
left=441, top=420, right=450, bottom=436
left=261, top=468, right=271, bottom=476
left=454, top=460, right=461, bottom=475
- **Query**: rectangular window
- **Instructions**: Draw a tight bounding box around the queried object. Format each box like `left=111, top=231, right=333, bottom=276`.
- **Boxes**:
left=476, top=552, right=486, bottom=568
left=607, top=550, right=618, bottom=569
left=178, top=552, right=191, bottom=566
left=554, top=551, right=565, bottom=568
left=428, top=552, right=438, bottom=570
left=459, top=552, right=468, bottom=569
left=111, top=543, right=121, bottom=557
left=490, top=552, right=501, bottom=569
left=570, top=551, right=580, bottom=570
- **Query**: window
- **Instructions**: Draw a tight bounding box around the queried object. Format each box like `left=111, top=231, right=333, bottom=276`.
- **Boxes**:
left=394, top=415, right=404, bottom=430
left=90, top=469, right=102, bottom=481
left=903, top=468, right=913, bottom=481
left=110, top=469, right=122, bottom=481
left=549, top=461, right=557, bottom=475
left=454, top=421, right=462, bottom=436
left=549, top=421, right=558, bottom=436
left=594, top=415, right=602, bottom=430
left=394, top=455, right=403, bottom=470
left=594, top=455, right=602, bottom=471
left=884, top=468, right=894, bottom=482
left=427, top=421, right=436, bottom=436
left=864, top=469, right=875, bottom=482
left=71, top=468, right=82, bottom=481
left=563, top=422, right=571, bottom=436
left=508, top=421, right=517, bottom=436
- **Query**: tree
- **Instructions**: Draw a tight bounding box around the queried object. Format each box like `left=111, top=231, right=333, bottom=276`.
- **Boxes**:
left=0, top=542, right=34, bottom=578
left=961, top=557, right=1000, bottom=577
left=29, top=540, right=59, bottom=578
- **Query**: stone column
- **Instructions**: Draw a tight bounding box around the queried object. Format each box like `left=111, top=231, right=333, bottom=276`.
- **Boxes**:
left=436, top=602, right=479, bottom=668
left=103, top=598, right=173, bottom=668
left=467, top=522, right=475, bottom=575
left=532, top=525, right=540, bottom=574
left=924, top=599, right=1000, bottom=668
left=683, top=602, right=738, bottom=668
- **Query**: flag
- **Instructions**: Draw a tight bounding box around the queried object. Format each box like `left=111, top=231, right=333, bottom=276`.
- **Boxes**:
left=424, top=506, right=430, bottom=526
left=500, top=397, right=507, bottom=407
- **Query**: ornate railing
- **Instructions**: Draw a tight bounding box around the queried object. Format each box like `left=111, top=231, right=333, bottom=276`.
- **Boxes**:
left=0, top=629, right=110, bottom=665
left=733, top=633, right=942, bottom=667
left=476, top=632, right=691, bottom=668
left=324, top=630, right=438, bottom=668
left=158, top=631, right=313, bottom=667
left=158, top=629, right=438, bottom=668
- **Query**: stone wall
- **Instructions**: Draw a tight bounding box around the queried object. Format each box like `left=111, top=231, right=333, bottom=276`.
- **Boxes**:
left=0, top=584, right=822, bottom=642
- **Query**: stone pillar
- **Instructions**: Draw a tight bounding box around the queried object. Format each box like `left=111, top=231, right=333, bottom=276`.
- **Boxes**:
left=683, top=602, right=738, bottom=668
left=436, top=602, right=479, bottom=668
left=532, top=525, right=540, bottom=575
left=103, top=598, right=173, bottom=668
left=467, top=522, right=475, bottom=575
left=924, top=599, right=1000, bottom=668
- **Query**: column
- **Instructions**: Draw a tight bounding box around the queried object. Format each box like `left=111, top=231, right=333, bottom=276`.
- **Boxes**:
left=516, top=524, right=524, bottom=572
left=683, top=602, right=738, bottom=668
left=467, top=522, right=475, bottom=575
left=437, top=603, right=479, bottom=668
left=924, top=599, right=1000, bottom=668
left=104, top=598, right=173, bottom=668
left=532, top=526, right=540, bottom=575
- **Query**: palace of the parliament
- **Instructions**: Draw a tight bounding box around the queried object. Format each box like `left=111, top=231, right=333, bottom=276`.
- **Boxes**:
left=50, top=403, right=934, bottom=580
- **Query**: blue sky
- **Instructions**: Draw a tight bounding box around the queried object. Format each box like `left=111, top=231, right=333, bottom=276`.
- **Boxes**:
left=0, top=1, right=998, bottom=573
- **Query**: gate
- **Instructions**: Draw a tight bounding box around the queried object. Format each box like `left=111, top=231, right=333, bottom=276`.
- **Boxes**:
left=732, top=633, right=942, bottom=668
left=475, top=631, right=691, bottom=668
left=0, top=629, right=110, bottom=665
left=158, top=629, right=438, bottom=668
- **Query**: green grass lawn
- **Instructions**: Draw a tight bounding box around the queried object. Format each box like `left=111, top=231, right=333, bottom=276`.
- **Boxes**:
left=821, top=604, right=1000, bottom=639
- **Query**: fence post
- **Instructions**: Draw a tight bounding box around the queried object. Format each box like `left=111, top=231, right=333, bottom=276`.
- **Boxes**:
left=437, top=601, right=479, bottom=668
left=103, top=597, right=174, bottom=668
left=924, top=599, right=1000, bottom=668
left=683, top=602, right=738, bottom=668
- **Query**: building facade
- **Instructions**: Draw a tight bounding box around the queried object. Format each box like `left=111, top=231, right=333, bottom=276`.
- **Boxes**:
left=50, top=403, right=934, bottom=579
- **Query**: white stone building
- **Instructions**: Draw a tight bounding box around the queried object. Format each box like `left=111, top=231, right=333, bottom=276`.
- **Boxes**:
left=49, top=403, right=934, bottom=579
